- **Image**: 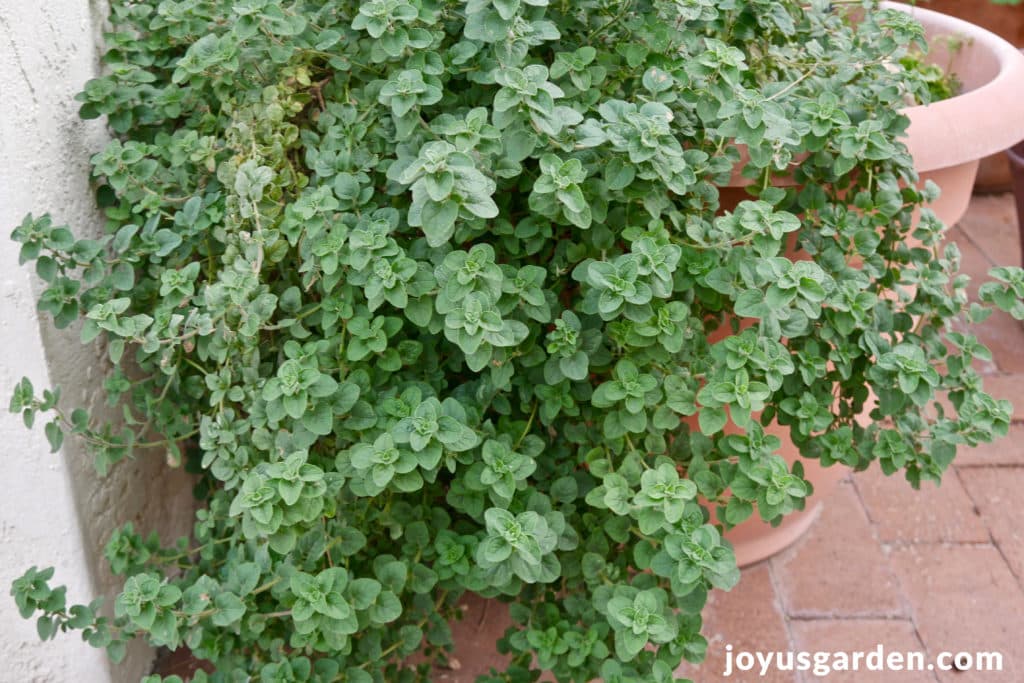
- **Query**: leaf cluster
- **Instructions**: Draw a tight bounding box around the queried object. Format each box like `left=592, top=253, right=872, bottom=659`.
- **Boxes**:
left=9, top=1, right=1023, bottom=682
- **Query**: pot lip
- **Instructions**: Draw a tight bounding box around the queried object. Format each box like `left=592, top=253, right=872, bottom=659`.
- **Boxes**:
left=884, top=1, right=1024, bottom=173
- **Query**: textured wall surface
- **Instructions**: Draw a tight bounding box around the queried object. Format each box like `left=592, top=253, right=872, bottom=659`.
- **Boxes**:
left=0, top=2, right=195, bottom=681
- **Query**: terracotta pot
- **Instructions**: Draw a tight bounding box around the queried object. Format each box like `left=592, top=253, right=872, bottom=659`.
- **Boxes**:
left=911, top=0, right=1024, bottom=192
left=893, top=1, right=1024, bottom=224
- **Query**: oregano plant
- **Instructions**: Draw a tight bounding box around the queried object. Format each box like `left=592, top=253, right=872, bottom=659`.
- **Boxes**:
left=9, top=1, right=1024, bottom=682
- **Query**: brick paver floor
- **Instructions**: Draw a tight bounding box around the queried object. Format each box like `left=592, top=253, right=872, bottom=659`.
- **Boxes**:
left=679, top=192, right=1024, bottom=683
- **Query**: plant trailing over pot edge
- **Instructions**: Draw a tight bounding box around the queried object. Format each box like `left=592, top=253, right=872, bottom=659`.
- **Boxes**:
left=9, top=1, right=1024, bottom=682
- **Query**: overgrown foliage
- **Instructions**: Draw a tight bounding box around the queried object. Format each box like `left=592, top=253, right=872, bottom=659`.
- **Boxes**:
left=9, top=1, right=1024, bottom=681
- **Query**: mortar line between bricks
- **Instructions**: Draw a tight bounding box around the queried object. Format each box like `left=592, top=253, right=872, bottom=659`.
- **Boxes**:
left=952, top=466, right=1024, bottom=595
left=879, top=539, right=997, bottom=550
left=785, top=609, right=913, bottom=620
left=886, top=541, right=942, bottom=683
left=844, top=476, right=917, bottom=622
left=909, top=612, right=941, bottom=683
left=870, top=535, right=941, bottom=683
left=786, top=614, right=917, bottom=622
left=766, top=557, right=803, bottom=683
left=848, top=472, right=877, bottom=526
left=845, top=473, right=935, bottom=682
left=953, top=462, right=1024, bottom=469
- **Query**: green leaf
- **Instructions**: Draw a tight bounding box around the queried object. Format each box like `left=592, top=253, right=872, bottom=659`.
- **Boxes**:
left=269, top=528, right=297, bottom=555
left=420, top=200, right=459, bottom=247
left=369, top=591, right=402, bottom=623
left=410, top=563, right=438, bottom=593
left=348, top=578, right=382, bottom=610
left=110, top=263, right=135, bottom=291
left=550, top=476, right=578, bottom=502
left=282, top=392, right=308, bottom=420
left=436, top=416, right=479, bottom=451
left=376, top=560, right=408, bottom=593
left=44, top=420, right=64, bottom=453
left=106, top=640, right=127, bottom=664
left=604, top=158, right=636, bottom=191
left=724, top=497, right=753, bottom=525
left=212, top=592, right=246, bottom=626
left=698, top=407, right=727, bottom=435
left=398, top=624, right=423, bottom=653
left=335, top=527, right=367, bottom=556
left=36, top=615, right=55, bottom=640
left=301, top=401, right=334, bottom=436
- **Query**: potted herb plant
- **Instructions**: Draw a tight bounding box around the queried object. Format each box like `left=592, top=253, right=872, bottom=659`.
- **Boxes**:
left=9, top=1, right=1024, bottom=682
left=718, top=0, right=1024, bottom=565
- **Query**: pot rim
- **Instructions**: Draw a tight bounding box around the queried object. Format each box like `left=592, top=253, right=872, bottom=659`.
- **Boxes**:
left=884, top=1, right=1024, bottom=173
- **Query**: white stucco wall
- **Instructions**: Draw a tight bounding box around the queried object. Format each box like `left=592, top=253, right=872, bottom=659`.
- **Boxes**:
left=0, top=2, right=194, bottom=682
